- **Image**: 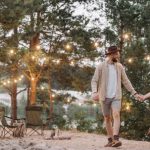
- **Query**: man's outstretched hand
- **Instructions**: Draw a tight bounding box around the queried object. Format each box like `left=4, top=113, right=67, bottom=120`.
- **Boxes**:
left=134, top=93, right=144, bottom=102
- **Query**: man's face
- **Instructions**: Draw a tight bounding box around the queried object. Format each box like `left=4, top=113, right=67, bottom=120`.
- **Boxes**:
left=110, top=51, right=120, bottom=62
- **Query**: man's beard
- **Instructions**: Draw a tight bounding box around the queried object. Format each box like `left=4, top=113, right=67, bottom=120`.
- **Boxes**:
left=112, top=58, right=118, bottom=63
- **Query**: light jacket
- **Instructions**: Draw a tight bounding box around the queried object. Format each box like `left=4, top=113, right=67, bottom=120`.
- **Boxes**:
left=91, top=60, right=137, bottom=101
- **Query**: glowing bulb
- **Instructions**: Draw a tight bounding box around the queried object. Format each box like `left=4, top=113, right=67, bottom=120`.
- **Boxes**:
left=7, top=80, right=10, bottom=84
left=128, top=58, right=133, bottom=63
left=94, top=42, right=99, bottom=48
left=3, top=82, right=6, bottom=86
left=93, top=103, right=97, bottom=107
left=52, top=94, right=55, bottom=98
left=70, top=61, right=75, bottom=66
left=21, top=75, right=24, bottom=79
left=65, top=44, right=71, bottom=50
left=78, top=103, right=82, bottom=106
left=10, top=49, right=14, bottom=54
left=31, top=77, right=35, bottom=81
left=32, top=56, right=35, bottom=60
left=36, top=45, right=41, bottom=50
left=123, top=33, right=129, bottom=40
left=43, top=57, right=47, bottom=61
left=41, top=86, right=44, bottom=90
left=126, top=103, right=131, bottom=111
left=126, top=105, right=130, bottom=111
left=56, top=59, right=60, bottom=64
left=14, top=79, right=17, bottom=83
left=67, top=97, right=71, bottom=103
left=146, top=55, right=150, bottom=61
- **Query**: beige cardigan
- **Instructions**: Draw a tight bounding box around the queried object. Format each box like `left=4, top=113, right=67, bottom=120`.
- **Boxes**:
left=91, top=60, right=137, bottom=101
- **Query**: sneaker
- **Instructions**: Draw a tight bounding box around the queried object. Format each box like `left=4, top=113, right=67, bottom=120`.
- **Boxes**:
left=112, top=140, right=122, bottom=147
left=104, top=138, right=113, bottom=147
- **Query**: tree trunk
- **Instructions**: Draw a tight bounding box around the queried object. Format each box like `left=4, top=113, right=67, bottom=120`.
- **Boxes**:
left=30, top=78, right=37, bottom=105
left=27, top=82, right=30, bottom=106
left=11, top=82, right=17, bottom=123
left=119, top=22, right=124, bottom=64
left=48, top=79, right=53, bottom=118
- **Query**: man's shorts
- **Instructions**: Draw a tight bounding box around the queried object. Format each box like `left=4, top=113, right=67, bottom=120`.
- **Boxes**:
left=100, top=98, right=121, bottom=116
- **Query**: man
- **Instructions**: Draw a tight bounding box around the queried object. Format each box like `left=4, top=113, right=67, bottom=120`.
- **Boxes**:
left=91, top=46, right=141, bottom=147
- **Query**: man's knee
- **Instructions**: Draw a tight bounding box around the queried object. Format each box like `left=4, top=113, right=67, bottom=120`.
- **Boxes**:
left=104, top=115, right=112, bottom=122
left=113, top=111, right=120, bottom=119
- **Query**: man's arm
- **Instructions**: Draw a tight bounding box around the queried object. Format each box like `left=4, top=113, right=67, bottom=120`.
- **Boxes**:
left=91, top=63, right=102, bottom=96
left=121, top=65, right=137, bottom=96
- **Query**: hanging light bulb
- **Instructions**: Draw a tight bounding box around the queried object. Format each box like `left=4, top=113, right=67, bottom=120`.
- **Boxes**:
left=52, top=94, right=55, bottom=98
left=123, top=33, right=129, bottom=40
left=65, top=43, right=71, bottom=50
left=14, top=79, right=17, bottom=83
left=146, top=55, right=150, bottom=61
left=93, top=103, right=97, bottom=107
left=56, top=59, right=60, bottom=64
left=32, top=56, right=35, bottom=60
left=21, top=75, right=24, bottom=79
left=7, top=80, right=10, bottom=84
left=36, top=45, right=41, bottom=50
left=70, top=60, right=75, bottom=66
left=94, top=42, right=99, bottom=48
left=9, top=49, right=14, bottom=55
left=125, top=103, right=131, bottom=111
left=67, top=97, right=71, bottom=103
left=128, top=58, right=133, bottom=63
left=3, top=82, right=7, bottom=86
left=31, top=77, right=35, bottom=81
left=41, top=86, right=44, bottom=90
left=18, top=77, right=22, bottom=81
left=78, top=102, right=82, bottom=106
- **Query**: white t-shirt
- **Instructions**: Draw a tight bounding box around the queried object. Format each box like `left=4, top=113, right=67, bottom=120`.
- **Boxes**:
left=106, top=64, right=117, bottom=98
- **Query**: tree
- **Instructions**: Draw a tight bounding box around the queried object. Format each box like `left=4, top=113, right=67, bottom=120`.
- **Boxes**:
left=0, top=0, right=102, bottom=119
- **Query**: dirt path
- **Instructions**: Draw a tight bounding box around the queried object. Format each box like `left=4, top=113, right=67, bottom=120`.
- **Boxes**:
left=0, top=131, right=149, bottom=150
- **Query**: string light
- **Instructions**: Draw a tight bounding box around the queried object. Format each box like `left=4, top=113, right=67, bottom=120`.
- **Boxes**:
left=7, top=80, right=10, bottom=84
left=94, top=42, right=99, bottom=48
left=67, top=97, right=71, bottom=103
left=145, top=55, right=150, bottom=61
left=78, top=102, right=82, bottom=106
left=65, top=43, right=71, bottom=50
left=123, top=33, right=130, bottom=40
left=41, top=86, right=44, bottom=90
left=128, top=58, right=133, bottom=63
left=18, top=78, right=22, bottom=81
left=93, top=103, right=97, bottom=107
left=21, top=75, right=24, bottom=79
left=1, top=75, right=24, bottom=86
left=14, top=79, right=17, bottom=83
left=70, top=60, right=75, bottom=66
left=31, top=77, right=35, bottom=81
left=56, top=59, right=60, bottom=64
left=36, top=45, right=41, bottom=50
left=9, top=49, right=15, bottom=55
left=52, top=94, right=55, bottom=98
left=31, top=56, right=35, bottom=60
left=3, top=82, right=6, bottom=86
left=125, top=103, right=131, bottom=111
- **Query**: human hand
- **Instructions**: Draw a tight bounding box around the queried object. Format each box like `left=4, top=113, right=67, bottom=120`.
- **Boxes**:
left=134, top=93, right=144, bottom=102
left=92, top=92, right=99, bottom=102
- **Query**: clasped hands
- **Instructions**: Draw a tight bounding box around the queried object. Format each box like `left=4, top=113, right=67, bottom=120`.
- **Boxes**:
left=134, top=93, right=146, bottom=102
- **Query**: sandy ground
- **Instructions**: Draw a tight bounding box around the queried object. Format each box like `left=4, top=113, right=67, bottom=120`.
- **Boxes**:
left=0, top=130, right=150, bottom=150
